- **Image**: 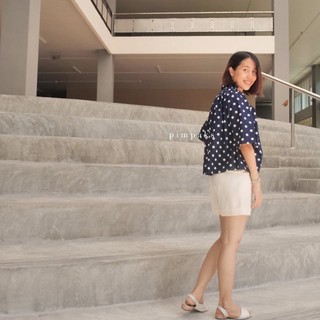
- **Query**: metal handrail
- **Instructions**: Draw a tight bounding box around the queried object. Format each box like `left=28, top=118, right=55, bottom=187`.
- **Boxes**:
left=262, top=72, right=320, bottom=148
left=262, top=72, right=320, bottom=100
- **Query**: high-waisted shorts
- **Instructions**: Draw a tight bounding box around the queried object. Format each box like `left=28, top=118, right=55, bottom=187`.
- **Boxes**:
left=209, top=170, right=252, bottom=216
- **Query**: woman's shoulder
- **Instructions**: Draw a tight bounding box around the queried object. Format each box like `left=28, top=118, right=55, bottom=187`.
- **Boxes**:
left=220, top=85, right=245, bottom=99
left=218, top=85, right=248, bottom=105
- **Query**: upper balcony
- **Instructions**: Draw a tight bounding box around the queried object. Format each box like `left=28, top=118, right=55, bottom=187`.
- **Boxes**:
left=87, top=0, right=274, bottom=55
left=114, top=11, right=273, bottom=36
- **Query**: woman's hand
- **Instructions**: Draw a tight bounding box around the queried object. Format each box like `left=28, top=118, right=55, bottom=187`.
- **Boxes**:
left=251, top=181, right=263, bottom=208
left=239, top=143, right=263, bottom=209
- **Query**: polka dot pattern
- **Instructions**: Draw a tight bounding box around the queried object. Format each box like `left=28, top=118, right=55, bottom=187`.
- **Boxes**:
left=198, top=85, right=263, bottom=175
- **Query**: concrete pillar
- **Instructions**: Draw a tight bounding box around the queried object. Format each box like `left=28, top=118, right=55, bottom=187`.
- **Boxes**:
left=272, top=0, right=290, bottom=122
left=0, top=0, right=41, bottom=96
left=312, top=64, right=320, bottom=128
left=97, top=50, right=114, bottom=102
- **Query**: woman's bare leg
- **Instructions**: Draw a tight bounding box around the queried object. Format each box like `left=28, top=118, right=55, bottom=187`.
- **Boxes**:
left=216, top=215, right=248, bottom=318
left=187, top=237, right=221, bottom=304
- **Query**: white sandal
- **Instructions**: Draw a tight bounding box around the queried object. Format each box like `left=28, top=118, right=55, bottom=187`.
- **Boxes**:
left=181, top=294, right=208, bottom=312
left=215, top=305, right=252, bottom=320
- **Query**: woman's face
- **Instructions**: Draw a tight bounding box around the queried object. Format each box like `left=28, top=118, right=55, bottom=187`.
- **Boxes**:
left=229, top=57, right=257, bottom=92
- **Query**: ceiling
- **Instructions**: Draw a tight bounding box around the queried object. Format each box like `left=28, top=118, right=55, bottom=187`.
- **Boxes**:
left=116, top=0, right=272, bottom=13
left=1, top=0, right=320, bottom=95
left=37, top=0, right=103, bottom=93
left=38, top=0, right=273, bottom=94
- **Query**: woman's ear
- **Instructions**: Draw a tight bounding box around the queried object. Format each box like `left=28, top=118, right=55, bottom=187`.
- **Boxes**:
left=228, top=67, right=234, bottom=78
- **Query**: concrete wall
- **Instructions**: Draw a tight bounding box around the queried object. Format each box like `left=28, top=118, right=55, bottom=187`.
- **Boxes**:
left=114, top=88, right=257, bottom=112
left=67, top=83, right=97, bottom=101
left=114, top=88, right=216, bottom=111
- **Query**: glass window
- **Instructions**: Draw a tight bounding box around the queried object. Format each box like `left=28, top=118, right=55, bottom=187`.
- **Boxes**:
left=295, top=73, right=313, bottom=113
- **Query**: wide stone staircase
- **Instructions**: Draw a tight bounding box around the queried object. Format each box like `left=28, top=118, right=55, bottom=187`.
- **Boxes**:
left=0, top=94, right=320, bottom=319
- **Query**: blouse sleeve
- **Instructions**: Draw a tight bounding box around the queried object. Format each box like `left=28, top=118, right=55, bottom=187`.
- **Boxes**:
left=198, top=106, right=215, bottom=143
left=198, top=116, right=211, bottom=142
left=228, top=94, right=258, bottom=147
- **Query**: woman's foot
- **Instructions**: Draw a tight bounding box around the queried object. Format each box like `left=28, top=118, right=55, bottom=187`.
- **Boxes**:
left=215, top=305, right=252, bottom=319
left=181, top=293, right=208, bottom=312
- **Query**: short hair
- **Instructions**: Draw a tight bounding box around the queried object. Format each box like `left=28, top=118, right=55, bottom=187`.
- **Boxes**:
left=221, top=51, right=263, bottom=96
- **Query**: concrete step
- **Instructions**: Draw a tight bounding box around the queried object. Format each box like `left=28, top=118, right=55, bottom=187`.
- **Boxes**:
left=1, top=95, right=320, bottom=149
left=263, top=155, right=320, bottom=168
left=1, top=95, right=319, bottom=320
left=0, top=161, right=206, bottom=195
left=0, top=224, right=319, bottom=314
left=297, top=179, right=320, bottom=194
left=0, top=94, right=320, bottom=139
left=0, top=95, right=208, bottom=124
left=0, top=192, right=320, bottom=242
left=2, top=134, right=320, bottom=167
left=1, top=111, right=320, bottom=151
left=1, top=113, right=320, bottom=156
left=259, top=128, right=320, bottom=149
left=0, top=277, right=318, bottom=320
left=0, top=112, right=200, bottom=143
left=0, top=134, right=203, bottom=165
left=263, top=145, right=320, bottom=157
left=2, top=161, right=320, bottom=195
left=0, top=112, right=320, bottom=149
left=0, top=112, right=290, bottom=150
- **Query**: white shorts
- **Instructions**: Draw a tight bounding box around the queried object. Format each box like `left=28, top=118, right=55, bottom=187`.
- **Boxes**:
left=209, top=170, right=252, bottom=216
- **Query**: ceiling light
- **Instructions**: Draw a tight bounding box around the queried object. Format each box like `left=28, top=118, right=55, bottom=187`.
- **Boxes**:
left=72, top=66, right=82, bottom=74
left=39, top=36, right=47, bottom=44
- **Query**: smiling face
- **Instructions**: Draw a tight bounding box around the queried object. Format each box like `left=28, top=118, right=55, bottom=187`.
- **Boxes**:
left=228, top=57, right=257, bottom=92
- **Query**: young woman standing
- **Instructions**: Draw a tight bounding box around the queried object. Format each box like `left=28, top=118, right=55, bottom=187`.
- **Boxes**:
left=181, top=51, right=264, bottom=320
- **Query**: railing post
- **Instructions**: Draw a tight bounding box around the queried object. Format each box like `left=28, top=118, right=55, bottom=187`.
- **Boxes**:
left=111, top=12, right=115, bottom=36
left=289, top=88, right=295, bottom=148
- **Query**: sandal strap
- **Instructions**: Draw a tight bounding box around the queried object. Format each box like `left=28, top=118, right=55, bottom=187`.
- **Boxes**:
left=187, top=294, right=200, bottom=306
left=217, top=305, right=251, bottom=319
left=217, top=305, right=229, bottom=317
left=187, top=294, right=208, bottom=312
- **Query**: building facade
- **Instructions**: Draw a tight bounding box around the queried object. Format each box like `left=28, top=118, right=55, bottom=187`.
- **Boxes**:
left=0, top=0, right=319, bottom=125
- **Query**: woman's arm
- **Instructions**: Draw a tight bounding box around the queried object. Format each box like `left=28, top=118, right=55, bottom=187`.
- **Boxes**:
left=239, top=143, right=263, bottom=209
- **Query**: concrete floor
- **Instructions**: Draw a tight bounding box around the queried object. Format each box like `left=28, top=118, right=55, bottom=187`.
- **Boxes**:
left=1, top=277, right=319, bottom=320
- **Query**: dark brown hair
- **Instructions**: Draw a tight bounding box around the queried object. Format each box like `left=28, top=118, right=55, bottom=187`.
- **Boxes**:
left=221, top=51, right=263, bottom=96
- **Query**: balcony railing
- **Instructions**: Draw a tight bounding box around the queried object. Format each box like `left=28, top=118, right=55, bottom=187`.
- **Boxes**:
left=89, top=3, right=273, bottom=36
left=90, top=0, right=113, bottom=33
left=114, top=11, right=273, bottom=36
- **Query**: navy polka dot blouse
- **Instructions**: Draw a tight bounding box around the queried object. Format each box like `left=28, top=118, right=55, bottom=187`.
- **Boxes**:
left=198, top=84, right=263, bottom=175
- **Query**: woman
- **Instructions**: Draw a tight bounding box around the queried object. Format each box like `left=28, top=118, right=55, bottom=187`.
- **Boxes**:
left=181, top=51, right=263, bottom=319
